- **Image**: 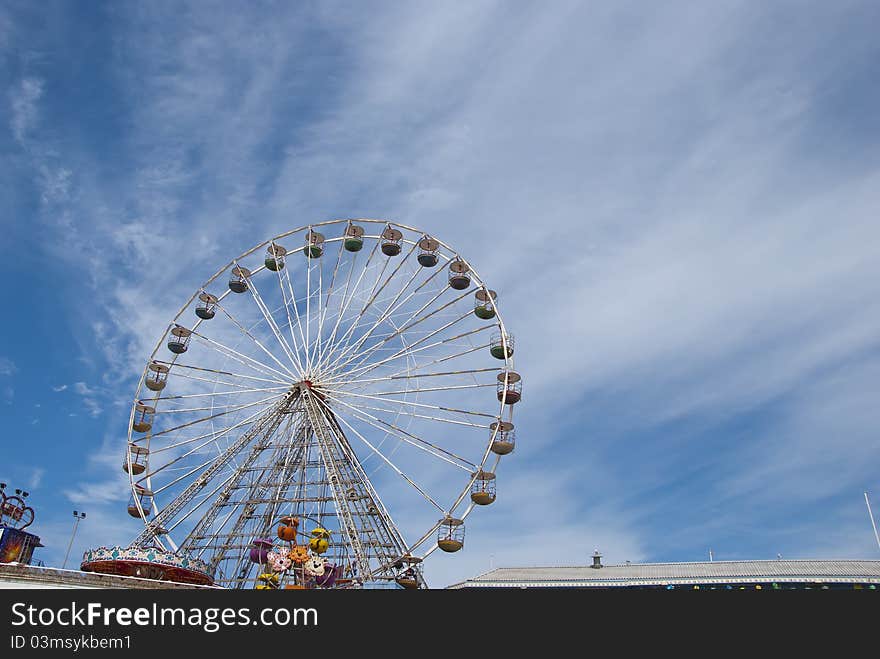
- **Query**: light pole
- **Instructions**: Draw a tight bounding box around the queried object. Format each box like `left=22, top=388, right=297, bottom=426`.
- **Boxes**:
left=62, top=510, right=86, bottom=569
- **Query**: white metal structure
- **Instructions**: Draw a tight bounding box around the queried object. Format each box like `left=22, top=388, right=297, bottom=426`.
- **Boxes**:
left=123, top=219, right=519, bottom=589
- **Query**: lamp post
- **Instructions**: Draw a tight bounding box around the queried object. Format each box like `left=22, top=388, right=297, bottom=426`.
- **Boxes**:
left=62, top=510, right=86, bottom=569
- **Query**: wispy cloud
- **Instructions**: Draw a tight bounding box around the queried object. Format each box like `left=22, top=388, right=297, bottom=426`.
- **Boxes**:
left=0, top=357, right=16, bottom=376
left=52, top=384, right=68, bottom=392
left=28, top=468, right=44, bottom=489
left=65, top=382, right=103, bottom=418
left=9, top=76, right=43, bottom=144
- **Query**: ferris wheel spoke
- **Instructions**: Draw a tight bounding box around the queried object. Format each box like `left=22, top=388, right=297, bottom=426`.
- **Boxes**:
left=319, top=235, right=409, bottom=371
left=321, top=268, right=450, bottom=375
left=363, top=239, right=419, bottom=315
left=212, top=300, right=300, bottom=381
left=325, top=352, right=497, bottom=388
left=323, top=389, right=494, bottom=430
left=153, top=361, right=289, bottom=387
left=334, top=382, right=496, bottom=397
left=322, top=283, right=455, bottom=379
left=333, top=241, right=420, bottom=362
left=408, top=343, right=492, bottom=368
left=321, top=238, right=379, bottom=369
left=306, top=246, right=328, bottom=371
left=147, top=393, right=285, bottom=439
left=153, top=385, right=290, bottom=402
left=151, top=454, right=219, bottom=495
left=320, top=262, right=432, bottom=378
left=328, top=286, right=472, bottom=379
left=323, top=325, right=493, bottom=385
left=316, top=240, right=355, bottom=369
left=310, top=236, right=342, bottom=371
left=321, top=388, right=496, bottom=419
left=363, top=401, right=491, bottom=429
left=188, top=329, right=294, bottom=383
left=321, top=257, right=391, bottom=373
left=344, top=346, right=494, bottom=391
left=321, top=393, right=491, bottom=429
left=329, top=306, right=474, bottom=383
left=270, top=264, right=307, bottom=375
left=344, top=256, right=448, bottom=360
left=305, top=246, right=314, bottom=372
left=147, top=405, right=271, bottom=459
left=280, top=261, right=311, bottom=374
left=243, top=268, right=302, bottom=375
left=322, top=391, right=475, bottom=471
left=330, top=409, right=445, bottom=513
left=153, top=394, right=284, bottom=417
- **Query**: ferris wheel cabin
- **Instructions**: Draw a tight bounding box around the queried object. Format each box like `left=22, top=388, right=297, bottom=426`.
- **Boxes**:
left=438, top=517, right=465, bottom=553
left=474, top=288, right=497, bottom=319
left=449, top=259, right=471, bottom=290
left=144, top=360, right=169, bottom=391
left=127, top=485, right=153, bottom=518
left=381, top=226, right=403, bottom=256
left=344, top=223, right=365, bottom=252
left=490, top=420, right=516, bottom=455
left=228, top=266, right=252, bottom=293
left=417, top=236, right=440, bottom=267
left=195, top=292, right=218, bottom=320
left=303, top=231, right=324, bottom=259
left=497, top=370, right=522, bottom=405
left=265, top=243, right=287, bottom=271
left=490, top=332, right=514, bottom=359
left=131, top=401, right=155, bottom=433
left=470, top=471, right=496, bottom=506
left=166, top=325, right=192, bottom=354
left=122, top=444, right=149, bottom=475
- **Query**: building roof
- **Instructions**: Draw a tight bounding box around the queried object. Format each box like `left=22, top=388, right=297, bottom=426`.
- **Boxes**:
left=447, top=559, right=880, bottom=589
left=0, top=563, right=219, bottom=589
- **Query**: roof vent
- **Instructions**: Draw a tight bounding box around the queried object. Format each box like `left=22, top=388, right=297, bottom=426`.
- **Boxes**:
left=591, top=550, right=603, bottom=569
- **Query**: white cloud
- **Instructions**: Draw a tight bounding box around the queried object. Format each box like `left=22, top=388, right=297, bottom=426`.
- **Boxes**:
left=0, top=357, right=15, bottom=376
left=52, top=384, right=68, bottom=392
left=73, top=382, right=96, bottom=396
left=28, top=468, right=44, bottom=489
left=9, top=76, right=43, bottom=144
left=72, top=382, right=103, bottom=418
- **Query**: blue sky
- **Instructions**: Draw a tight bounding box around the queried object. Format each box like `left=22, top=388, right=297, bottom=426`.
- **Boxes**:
left=1, top=0, right=880, bottom=587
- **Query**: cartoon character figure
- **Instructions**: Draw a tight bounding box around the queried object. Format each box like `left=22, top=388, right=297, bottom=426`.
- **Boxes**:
left=266, top=546, right=292, bottom=573
left=289, top=545, right=309, bottom=565
left=302, top=554, right=326, bottom=577
left=308, top=527, right=331, bottom=554
left=277, top=516, right=299, bottom=542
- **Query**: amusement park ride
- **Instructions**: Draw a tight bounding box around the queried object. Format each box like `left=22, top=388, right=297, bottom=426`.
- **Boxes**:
left=81, top=219, right=522, bottom=589
left=0, top=483, right=42, bottom=565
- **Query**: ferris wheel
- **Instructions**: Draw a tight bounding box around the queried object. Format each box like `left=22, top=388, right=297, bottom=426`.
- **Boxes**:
left=122, top=219, right=521, bottom=589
